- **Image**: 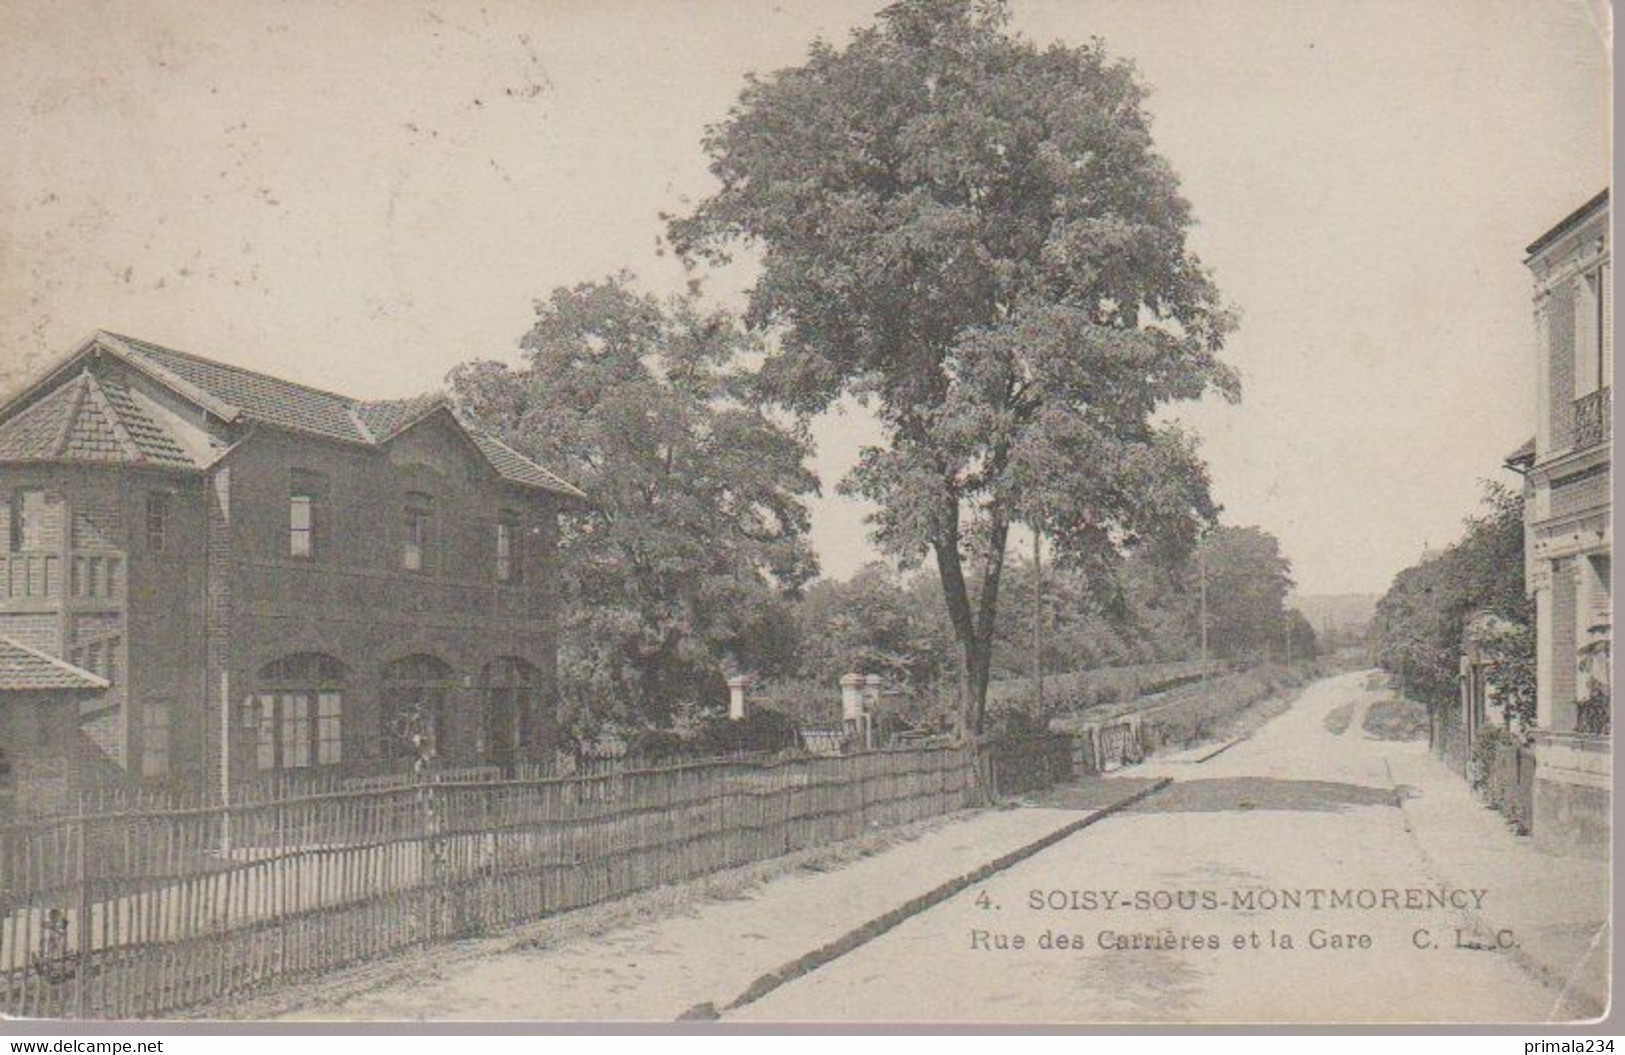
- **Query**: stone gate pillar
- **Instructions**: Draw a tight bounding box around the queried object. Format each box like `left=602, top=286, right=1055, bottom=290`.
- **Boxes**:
left=840, top=673, right=865, bottom=723
left=727, top=674, right=753, bottom=720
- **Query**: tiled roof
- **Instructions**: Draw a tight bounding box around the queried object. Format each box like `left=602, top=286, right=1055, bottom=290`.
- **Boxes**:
left=0, top=636, right=109, bottom=691
left=0, top=334, right=584, bottom=497
left=0, top=372, right=198, bottom=470
left=0, top=374, right=82, bottom=460
left=109, top=334, right=365, bottom=443
left=467, top=431, right=583, bottom=496
left=354, top=393, right=451, bottom=441
left=60, top=382, right=129, bottom=462
left=96, top=379, right=197, bottom=467
left=1505, top=436, right=1536, bottom=468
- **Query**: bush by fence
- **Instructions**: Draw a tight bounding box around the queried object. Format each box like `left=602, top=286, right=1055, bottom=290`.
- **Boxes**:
left=0, top=745, right=976, bottom=1020
left=1471, top=726, right=1535, bottom=835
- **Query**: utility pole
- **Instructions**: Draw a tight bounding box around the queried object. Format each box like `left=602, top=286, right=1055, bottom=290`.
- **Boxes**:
left=1032, top=529, right=1044, bottom=715
left=1198, top=538, right=1209, bottom=696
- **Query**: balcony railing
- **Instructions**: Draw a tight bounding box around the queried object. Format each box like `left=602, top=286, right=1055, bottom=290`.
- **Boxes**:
left=0, top=552, right=61, bottom=601
left=1573, top=386, right=1612, bottom=450
left=0, top=550, right=124, bottom=603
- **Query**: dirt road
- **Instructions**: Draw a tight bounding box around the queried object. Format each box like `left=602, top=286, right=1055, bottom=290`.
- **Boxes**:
left=732, top=670, right=1573, bottom=1024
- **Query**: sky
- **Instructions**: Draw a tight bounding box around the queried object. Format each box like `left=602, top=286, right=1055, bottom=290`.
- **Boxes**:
left=0, top=0, right=1611, bottom=595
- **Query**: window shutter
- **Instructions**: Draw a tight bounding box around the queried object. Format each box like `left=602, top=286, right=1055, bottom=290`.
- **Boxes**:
left=1575, top=274, right=1596, bottom=397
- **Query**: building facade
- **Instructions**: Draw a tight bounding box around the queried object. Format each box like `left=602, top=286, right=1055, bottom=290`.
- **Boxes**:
left=1521, top=190, right=1611, bottom=854
left=0, top=332, right=583, bottom=808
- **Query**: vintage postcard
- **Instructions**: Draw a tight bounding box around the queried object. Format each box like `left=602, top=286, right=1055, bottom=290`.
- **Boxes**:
left=0, top=0, right=1612, bottom=1030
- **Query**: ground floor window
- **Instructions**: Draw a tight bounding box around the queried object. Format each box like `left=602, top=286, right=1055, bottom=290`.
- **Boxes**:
left=255, top=654, right=346, bottom=770
left=479, top=657, right=541, bottom=766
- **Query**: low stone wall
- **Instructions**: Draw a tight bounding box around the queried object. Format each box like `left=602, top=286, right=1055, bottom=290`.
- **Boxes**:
left=1532, top=731, right=1611, bottom=857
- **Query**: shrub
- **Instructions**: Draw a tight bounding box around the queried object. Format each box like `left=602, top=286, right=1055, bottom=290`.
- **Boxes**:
left=1469, top=724, right=1519, bottom=792
left=693, top=707, right=801, bottom=757
left=625, top=728, right=689, bottom=763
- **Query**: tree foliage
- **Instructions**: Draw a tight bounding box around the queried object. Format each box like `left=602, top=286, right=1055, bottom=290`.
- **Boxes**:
left=448, top=275, right=819, bottom=736
left=1197, top=526, right=1297, bottom=662
left=671, top=0, right=1237, bottom=731
left=794, top=563, right=958, bottom=691
left=1372, top=483, right=1532, bottom=723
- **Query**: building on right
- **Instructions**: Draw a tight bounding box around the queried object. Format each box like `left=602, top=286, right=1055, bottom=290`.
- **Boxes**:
left=1519, top=188, right=1611, bottom=855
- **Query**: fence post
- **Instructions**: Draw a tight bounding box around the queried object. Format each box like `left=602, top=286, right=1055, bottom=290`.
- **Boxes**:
left=73, top=813, right=90, bottom=1017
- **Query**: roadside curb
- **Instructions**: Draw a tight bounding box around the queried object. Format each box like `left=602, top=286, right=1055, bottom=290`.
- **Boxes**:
left=682, top=775, right=1174, bottom=1020
left=1190, top=735, right=1249, bottom=764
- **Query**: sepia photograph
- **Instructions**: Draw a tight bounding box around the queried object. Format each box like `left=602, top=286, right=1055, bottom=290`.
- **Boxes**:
left=0, top=0, right=1613, bottom=1031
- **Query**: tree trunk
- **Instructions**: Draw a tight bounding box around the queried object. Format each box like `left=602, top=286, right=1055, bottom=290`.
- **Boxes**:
left=933, top=501, right=1010, bottom=738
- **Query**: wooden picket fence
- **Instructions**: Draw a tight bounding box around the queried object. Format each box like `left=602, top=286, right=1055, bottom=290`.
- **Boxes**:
left=0, top=745, right=976, bottom=1020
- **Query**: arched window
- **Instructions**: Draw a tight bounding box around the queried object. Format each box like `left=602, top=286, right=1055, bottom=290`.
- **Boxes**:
left=382, top=654, right=453, bottom=762
left=478, top=657, right=541, bottom=766
left=255, top=653, right=346, bottom=770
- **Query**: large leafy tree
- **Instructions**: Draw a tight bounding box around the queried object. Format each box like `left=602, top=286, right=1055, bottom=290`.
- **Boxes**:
left=449, top=275, right=819, bottom=734
left=1197, top=525, right=1296, bottom=662
left=670, top=0, right=1237, bottom=731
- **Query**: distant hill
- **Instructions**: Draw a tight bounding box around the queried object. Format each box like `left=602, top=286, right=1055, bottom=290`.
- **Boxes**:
left=1289, top=593, right=1378, bottom=636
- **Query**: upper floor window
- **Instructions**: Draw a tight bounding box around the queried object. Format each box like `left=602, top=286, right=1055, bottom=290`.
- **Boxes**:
left=289, top=495, right=314, bottom=558
left=9, top=488, right=61, bottom=552
left=145, top=492, right=169, bottom=553
left=288, top=469, right=324, bottom=560
left=495, top=517, right=520, bottom=583
left=140, top=699, right=171, bottom=779
left=403, top=493, right=434, bottom=572
left=1575, top=262, right=1611, bottom=398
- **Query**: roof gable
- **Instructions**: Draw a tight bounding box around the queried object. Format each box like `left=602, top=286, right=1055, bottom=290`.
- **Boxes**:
left=354, top=393, right=453, bottom=443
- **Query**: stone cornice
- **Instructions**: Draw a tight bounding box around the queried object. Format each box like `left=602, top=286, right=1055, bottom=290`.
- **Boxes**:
left=1530, top=440, right=1610, bottom=483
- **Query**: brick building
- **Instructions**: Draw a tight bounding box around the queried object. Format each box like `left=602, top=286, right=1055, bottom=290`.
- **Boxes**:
left=1516, top=189, right=1611, bottom=854
left=0, top=332, right=583, bottom=808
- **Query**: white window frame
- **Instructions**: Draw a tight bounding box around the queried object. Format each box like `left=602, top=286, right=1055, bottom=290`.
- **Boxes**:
left=289, top=493, right=315, bottom=559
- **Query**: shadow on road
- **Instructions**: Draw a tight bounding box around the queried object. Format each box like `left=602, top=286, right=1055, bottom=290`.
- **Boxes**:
left=1124, top=777, right=1409, bottom=814
left=1022, top=777, right=1168, bottom=812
